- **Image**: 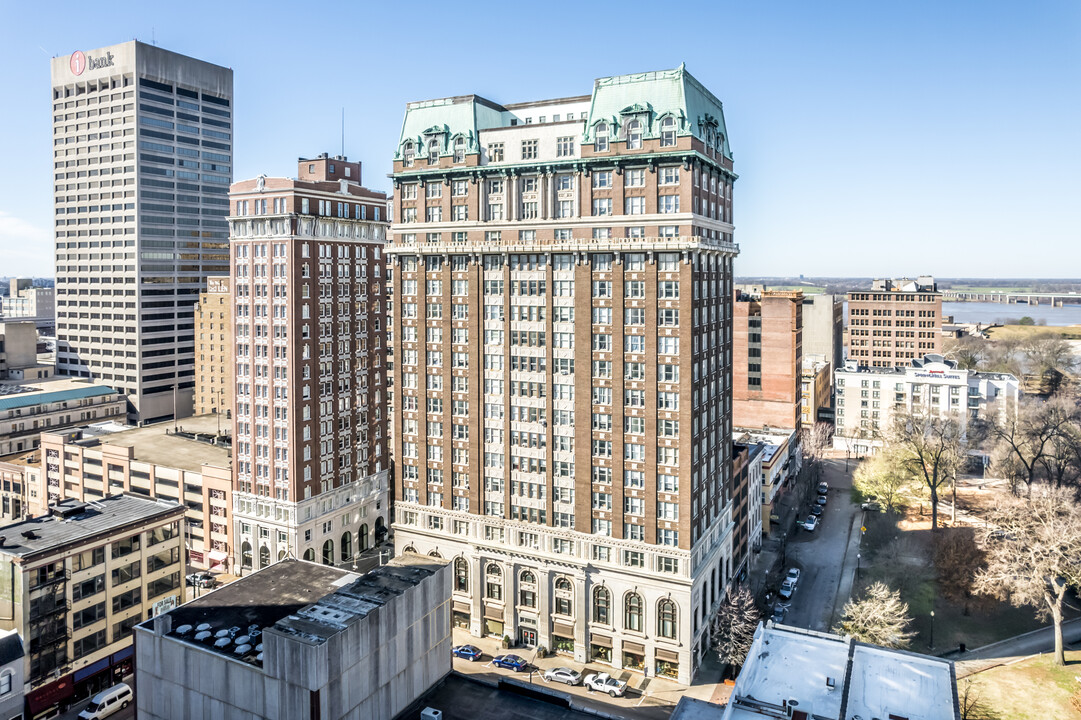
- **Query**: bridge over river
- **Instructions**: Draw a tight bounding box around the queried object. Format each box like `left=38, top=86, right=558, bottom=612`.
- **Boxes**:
left=942, top=290, right=1081, bottom=306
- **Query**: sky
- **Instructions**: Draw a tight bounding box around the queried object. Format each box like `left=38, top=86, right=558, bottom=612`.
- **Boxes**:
left=0, top=0, right=1078, bottom=279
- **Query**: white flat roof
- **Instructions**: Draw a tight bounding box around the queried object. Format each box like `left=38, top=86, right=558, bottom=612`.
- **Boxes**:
left=733, top=625, right=848, bottom=718
left=847, top=644, right=956, bottom=720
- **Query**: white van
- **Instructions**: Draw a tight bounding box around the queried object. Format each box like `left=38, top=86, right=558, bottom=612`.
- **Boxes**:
left=77, top=682, right=133, bottom=719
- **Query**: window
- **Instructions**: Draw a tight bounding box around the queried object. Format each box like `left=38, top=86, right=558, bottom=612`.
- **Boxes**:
left=593, top=586, right=611, bottom=624
left=485, top=563, right=503, bottom=600
left=593, top=171, right=612, bottom=189
left=625, top=197, right=645, bottom=215
left=625, top=592, right=643, bottom=632
left=595, top=122, right=609, bottom=152
left=556, top=137, right=575, bottom=157
left=625, top=169, right=645, bottom=187
left=521, top=139, right=538, bottom=160
left=453, top=136, right=466, bottom=163
left=659, top=195, right=680, bottom=213
left=626, top=119, right=642, bottom=149
left=427, top=138, right=440, bottom=165
left=488, top=143, right=504, bottom=162
left=660, top=116, right=677, bottom=147
left=660, top=166, right=680, bottom=185
left=0, top=670, right=11, bottom=695
left=592, top=198, right=612, bottom=216
left=454, top=558, right=469, bottom=593
left=658, top=599, right=677, bottom=638
left=554, top=577, right=573, bottom=616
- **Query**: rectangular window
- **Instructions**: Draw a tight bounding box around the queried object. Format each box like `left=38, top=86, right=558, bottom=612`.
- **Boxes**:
left=625, top=197, right=645, bottom=215
left=488, top=143, right=504, bottom=162
left=521, top=139, right=538, bottom=160
left=556, top=137, right=575, bottom=157
left=593, top=171, right=612, bottom=189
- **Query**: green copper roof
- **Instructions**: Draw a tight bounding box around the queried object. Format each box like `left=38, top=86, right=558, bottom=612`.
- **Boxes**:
left=396, top=96, right=507, bottom=160
left=585, top=64, right=731, bottom=158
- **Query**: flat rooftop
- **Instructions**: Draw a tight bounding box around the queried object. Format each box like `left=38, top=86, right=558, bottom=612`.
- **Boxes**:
left=0, top=375, right=118, bottom=411
left=149, top=554, right=442, bottom=667
left=397, top=673, right=595, bottom=720
left=70, top=413, right=231, bottom=473
left=846, top=644, right=957, bottom=720
left=0, top=495, right=184, bottom=559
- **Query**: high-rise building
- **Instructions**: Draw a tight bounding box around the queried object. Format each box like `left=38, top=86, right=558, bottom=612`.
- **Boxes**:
left=193, top=276, right=233, bottom=416
left=51, top=42, right=233, bottom=424
left=386, top=66, right=738, bottom=684
left=732, top=289, right=803, bottom=431
left=227, top=155, right=390, bottom=572
left=847, top=276, right=941, bottom=369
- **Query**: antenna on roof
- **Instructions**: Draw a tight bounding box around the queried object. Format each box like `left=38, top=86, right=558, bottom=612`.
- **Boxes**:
left=152, top=27, right=156, bottom=46
left=341, top=107, right=345, bottom=158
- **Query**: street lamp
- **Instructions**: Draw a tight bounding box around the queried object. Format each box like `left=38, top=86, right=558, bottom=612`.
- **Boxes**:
left=856, top=553, right=861, bottom=580
left=782, top=532, right=788, bottom=565
left=930, top=610, right=935, bottom=650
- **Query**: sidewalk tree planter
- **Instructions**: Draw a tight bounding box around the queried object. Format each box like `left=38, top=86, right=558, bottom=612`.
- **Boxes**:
left=501, top=634, right=511, bottom=649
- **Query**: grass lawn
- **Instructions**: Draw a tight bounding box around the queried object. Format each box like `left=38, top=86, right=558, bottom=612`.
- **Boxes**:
left=985, top=324, right=1081, bottom=340
left=965, top=650, right=1081, bottom=720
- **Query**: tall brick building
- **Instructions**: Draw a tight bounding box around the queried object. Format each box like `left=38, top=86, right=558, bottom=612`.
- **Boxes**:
left=193, top=276, right=232, bottom=416
left=732, top=289, right=803, bottom=431
left=847, top=276, right=941, bottom=369
left=386, top=66, right=739, bottom=684
left=227, top=155, right=390, bottom=570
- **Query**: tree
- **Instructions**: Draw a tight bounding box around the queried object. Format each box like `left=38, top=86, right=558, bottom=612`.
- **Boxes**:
left=958, top=679, right=998, bottom=720
left=713, top=586, right=760, bottom=674
left=934, top=527, right=986, bottom=605
left=944, top=335, right=989, bottom=371
left=853, top=447, right=916, bottom=511
left=800, top=422, right=834, bottom=483
left=833, top=581, right=915, bottom=649
left=888, top=411, right=965, bottom=531
left=988, top=397, right=1075, bottom=495
left=1020, top=333, right=1078, bottom=396
left=973, top=486, right=1081, bottom=666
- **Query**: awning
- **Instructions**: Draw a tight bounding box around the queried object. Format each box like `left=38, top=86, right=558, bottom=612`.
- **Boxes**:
left=655, top=647, right=680, bottom=662
left=590, top=634, right=612, bottom=648
left=622, top=641, right=645, bottom=655
left=74, top=657, right=110, bottom=682
left=208, top=550, right=229, bottom=562
left=483, top=605, right=503, bottom=621
left=452, top=600, right=471, bottom=614
left=26, top=675, right=74, bottom=714
left=551, top=621, right=575, bottom=638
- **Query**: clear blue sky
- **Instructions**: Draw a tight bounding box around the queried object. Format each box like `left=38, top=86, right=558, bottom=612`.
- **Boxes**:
left=1, top=0, right=1078, bottom=278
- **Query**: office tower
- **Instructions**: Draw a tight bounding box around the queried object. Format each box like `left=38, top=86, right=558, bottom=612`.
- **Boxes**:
left=387, top=66, right=738, bottom=684
left=51, top=42, right=233, bottom=424
left=732, top=288, right=803, bottom=430
left=228, top=155, right=390, bottom=571
left=193, top=276, right=233, bottom=416
left=847, top=276, right=941, bottom=369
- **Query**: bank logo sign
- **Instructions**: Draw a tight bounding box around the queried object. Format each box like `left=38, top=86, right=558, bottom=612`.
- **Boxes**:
left=69, top=49, right=115, bottom=76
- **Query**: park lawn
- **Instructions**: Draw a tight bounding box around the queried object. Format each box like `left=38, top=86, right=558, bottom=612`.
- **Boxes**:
left=965, top=650, right=1081, bottom=720
left=985, top=324, right=1081, bottom=340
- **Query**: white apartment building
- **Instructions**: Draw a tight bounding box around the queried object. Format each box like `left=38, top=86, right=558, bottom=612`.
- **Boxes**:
left=51, top=42, right=233, bottom=424
left=834, top=353, right=1021, bottom=453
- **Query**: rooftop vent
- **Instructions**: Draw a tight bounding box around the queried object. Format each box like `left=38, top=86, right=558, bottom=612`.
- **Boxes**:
left=21, top=530, right=36, bottom=540
left=50, top=502, right=88, bottom=519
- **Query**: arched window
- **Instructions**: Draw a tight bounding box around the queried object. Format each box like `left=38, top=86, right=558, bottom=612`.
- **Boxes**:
left=595, top=122, right=609, bottom=152
left=303, top=548, right=316, bottom=562
left=427, top=138, right=440, bottom=166
left=402, top=141, right=415, bottom=168
left=454, top=136, right=466, bottom=163
left=403, top=545, right=418, bottom=554
left=322, top=540, right=335, bottom=566
left=277, top=549, right=286, bottom=561
left=660, top=116, right=677, bottom=147
left=554, top=577, right=573, bottom=616
left=519, top=571, right=536, bottom=608
left=428, top=550, right=444, bottom=559
left=593, top=586, right=611, bottom=625
left=485, top=563, right=503, bottom=600
left=658, top=599, right=677, bottom=638
left=716, top=133, right=725, bottom=156
left=359, top=524, right=369, bottom=551
left=624, top=592, right=643, bottom=632
left=259, top=545, right=270, bottom=569
left=0, top=669, right=13, bottom=696
left=454, top=558, right=469, bottom=592
left=626, top=120, right=642, bottom=150
left=241, top=541, right=252, bottom=569
left=340, top=532, right=352, bottom=562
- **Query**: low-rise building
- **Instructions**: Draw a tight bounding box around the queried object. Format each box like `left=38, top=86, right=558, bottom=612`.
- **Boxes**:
left=0, top=628, right=25, bottom=720
left=669, top=622, right=959, bottom=720
left=193, top=277, right=232, bottom=418
left=0, top=450, right=39, bottom=523
left=834, top=353, right=1021, bottom=454
left=36, top=414, right=234, bottom=571
left=0, top=376, right=126, bottom=456
left=0, top=495, right=186, bottom=717
left=134, top=554, right=449, bottom=720
left=0, top=321, right=39, bottom=380
left=731, top=442, right=764, bottom=577
left=2, top=280, right=54, bottom=325
left=733, top=428, right=799, bottom=536
left=800, top=356, right=832, bottom=425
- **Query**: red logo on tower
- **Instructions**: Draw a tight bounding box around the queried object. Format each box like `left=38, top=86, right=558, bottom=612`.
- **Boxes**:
left=70, top=51, right=86, bottom=76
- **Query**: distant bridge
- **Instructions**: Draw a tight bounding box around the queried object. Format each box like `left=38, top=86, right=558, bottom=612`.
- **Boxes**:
left=941, top=290, right=1081, bottom=306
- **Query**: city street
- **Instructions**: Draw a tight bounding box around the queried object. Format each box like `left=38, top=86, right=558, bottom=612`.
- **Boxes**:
left=778, top=458, right=863, bottom=633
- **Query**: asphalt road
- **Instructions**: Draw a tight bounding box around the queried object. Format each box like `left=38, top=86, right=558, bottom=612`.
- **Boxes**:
left=782, top=458, right=861, bottom=632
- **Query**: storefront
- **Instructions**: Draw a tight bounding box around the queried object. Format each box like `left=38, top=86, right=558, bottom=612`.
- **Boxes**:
left=589, top=633, right=612, bottom=664
left=72, top=646, right=135, bottom=703
left=27, top=674, right=74, bottom=719
left=655, top=647, right=680, bottom=679
left=518, top=615, right=537, bottom=648
left=622, top=641, right=645, bottom=672
left=452, top=600, right=471, bottom=629
left=551, top=621, right=574, bottom=655
left=483, top=605, right=504, bottom=638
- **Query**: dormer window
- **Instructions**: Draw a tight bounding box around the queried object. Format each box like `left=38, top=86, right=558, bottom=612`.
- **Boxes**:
left=427, top=138, right=440, bottom=165
left=626, top=120, right=642, bottom=149
left=453, top=137, right=466, bottom=163
left=660, top=116, right=676, bottom=147
left=595, top=122, right=609, bottom=152
left=402, top=141, right=415, bottom=167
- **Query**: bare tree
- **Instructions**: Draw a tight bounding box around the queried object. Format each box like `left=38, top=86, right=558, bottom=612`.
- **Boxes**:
left=853, top=446, right=916, bottom=511
left=833, top=581, right=916, bottom=649
left=973, top=486, right=1081, bottom=666
left=1020, top=333, right=1078, bottom=396
left=944, top=335, right=989, bottom=371
left=712, top=585, right=760, bottom=675
left=800, top=422, right=834, bottom=483
left=989, top=397, right=1075, bottom=495
left=888, top=411, right=965, bottom=531
left=1037, top=407, right=1081, bottom=490
left=934, top=528, right=986, bottom=606
left=958, top=679, right=998, bottom=720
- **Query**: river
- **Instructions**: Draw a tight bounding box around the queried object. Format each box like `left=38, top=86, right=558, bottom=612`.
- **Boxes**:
left=941, top=301, right=1081, bottom=327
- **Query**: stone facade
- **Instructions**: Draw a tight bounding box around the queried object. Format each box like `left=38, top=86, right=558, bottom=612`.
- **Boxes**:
left=193, top=276, right=233, bottom=417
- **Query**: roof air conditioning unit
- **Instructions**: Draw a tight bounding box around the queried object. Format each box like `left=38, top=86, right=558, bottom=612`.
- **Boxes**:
left=420, top=709, right=443, bottom=720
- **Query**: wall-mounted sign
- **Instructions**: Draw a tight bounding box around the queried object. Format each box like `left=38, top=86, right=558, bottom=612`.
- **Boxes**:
left=69, top=49, right=115, bottom=76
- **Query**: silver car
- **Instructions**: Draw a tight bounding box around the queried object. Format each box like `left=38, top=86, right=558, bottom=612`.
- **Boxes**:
left=544, top=667, right=583, bottom=686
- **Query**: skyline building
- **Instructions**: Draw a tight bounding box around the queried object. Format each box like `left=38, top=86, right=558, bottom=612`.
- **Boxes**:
left=847, top=276, right=941, bottom=369
left=386, top=66, right=739, bottom=684
left=227, top=154, right=390, bottom=572
left=732, top=288, right=803, bottom=431
left=50, top=41, right=233, bottom=424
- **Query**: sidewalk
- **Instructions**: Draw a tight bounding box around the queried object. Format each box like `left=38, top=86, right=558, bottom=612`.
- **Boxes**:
left=950, top=617, right=1081, bottom=677
left=827, top=511, right=865, bottom=630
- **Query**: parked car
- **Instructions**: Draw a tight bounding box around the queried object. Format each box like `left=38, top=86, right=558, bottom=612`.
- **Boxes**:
left=779, top=578, right=796, bottom=599
left=544, top=667, right=583, bottom=685
left=492, top=654, right=529, bottom=672
left=185, top=572, right=215, bottom=588
left=771, top=602, right=789, bottom=623
left=785, top=568, right=801, bottom=585
left=78, top=683, right=132, bottom=720
left=584, top=672, right=627, bottom=697
left=815, top=494, right=828, bottom=506
left=810, top=504, right=824, bottom=516
left=861, top=501, right=882, bottom=512
left=452, top=644, right=483, bottom=661
left=817, top=482, right=829, bottom=495
left=800, top=516, right=820, bottom=532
